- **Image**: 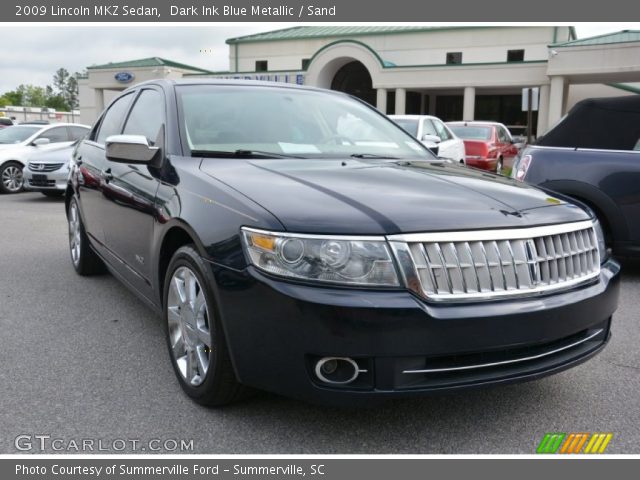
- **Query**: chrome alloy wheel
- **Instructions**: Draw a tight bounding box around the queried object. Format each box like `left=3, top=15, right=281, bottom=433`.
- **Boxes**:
left=68, top=201, right=82, bottom=267
left=2, top=165, right=23, bottom=192
left=167, top=266, right=212, bottom=386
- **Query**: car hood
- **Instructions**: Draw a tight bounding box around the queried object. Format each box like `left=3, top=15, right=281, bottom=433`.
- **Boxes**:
left=26, top=145, right=74, bottom=164
left=199, top=158, right=590, bottom=235
left=0, top=143, right=28, bottom=152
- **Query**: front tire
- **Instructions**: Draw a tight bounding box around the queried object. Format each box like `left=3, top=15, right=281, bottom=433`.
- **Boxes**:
left=0, top=161, right=24, bottom=194
left=68, top=197, right=105, bottom=275
left=163, top=245, right=248, bottom=406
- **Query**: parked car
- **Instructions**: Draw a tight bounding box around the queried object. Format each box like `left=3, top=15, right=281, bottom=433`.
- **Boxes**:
left=22, top=143, right=75, bottom=197
left=67, top=80, right=619, bottom=406
left=0, top=123, right=89, bottom=193
left=390, top=115, right=466, bottom=163
left=513, top=95, right=640, bottom=258
left=447, top=121, right=520, bottom=173
left=0, top=117, right=14, bottom=129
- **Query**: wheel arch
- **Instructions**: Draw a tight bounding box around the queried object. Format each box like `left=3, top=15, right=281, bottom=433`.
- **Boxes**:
left=539, top=179, right=629, bottom=243
left=156, top=220, right=210, bottom=307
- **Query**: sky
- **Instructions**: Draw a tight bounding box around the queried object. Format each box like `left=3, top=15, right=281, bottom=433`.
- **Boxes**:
left=1, top=23, right=638, bottom=94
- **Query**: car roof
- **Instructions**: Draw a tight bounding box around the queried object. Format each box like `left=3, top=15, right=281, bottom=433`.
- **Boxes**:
left=127, top=78, right=344, bottom=96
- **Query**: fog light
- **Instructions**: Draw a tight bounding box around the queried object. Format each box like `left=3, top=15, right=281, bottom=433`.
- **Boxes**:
left=315, top=357, right=363, bottom=385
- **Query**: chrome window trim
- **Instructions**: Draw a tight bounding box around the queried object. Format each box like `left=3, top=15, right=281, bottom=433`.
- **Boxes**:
left=402, top=329, right=603, bottom=374
left=386, top=220, right=594, bottom=243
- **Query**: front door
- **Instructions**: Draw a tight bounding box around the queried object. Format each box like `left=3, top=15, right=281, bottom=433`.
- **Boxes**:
left=99, top=88, right=165, bottom=297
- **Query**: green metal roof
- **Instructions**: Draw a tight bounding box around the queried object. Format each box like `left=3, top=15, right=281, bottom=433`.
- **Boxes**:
left=552, top=30, right=640, bottom=48
left=226, top=26, right=493, bottom=44
left=87, top=57, right=211, bottom=73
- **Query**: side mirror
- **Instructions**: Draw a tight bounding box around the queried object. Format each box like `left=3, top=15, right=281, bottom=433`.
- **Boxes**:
left=421, top=134, right=441, bottom=144
left=105, top=135, right=159, bottom=164
left=32, top=138, right=50, bottom=146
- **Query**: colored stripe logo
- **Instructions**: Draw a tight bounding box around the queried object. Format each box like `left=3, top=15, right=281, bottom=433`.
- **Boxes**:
left=537, top=433, right=613, bottom=454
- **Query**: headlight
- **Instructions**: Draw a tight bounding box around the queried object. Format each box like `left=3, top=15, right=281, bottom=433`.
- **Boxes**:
left=241, top=227, right=400, bottom=287
left=593, top=219, right=608, bottom=263
left=513, top=154, right=532, bottom=182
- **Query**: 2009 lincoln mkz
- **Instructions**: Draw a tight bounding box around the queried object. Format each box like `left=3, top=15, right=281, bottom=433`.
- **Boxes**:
left=66, top=80, right=620, bottom=406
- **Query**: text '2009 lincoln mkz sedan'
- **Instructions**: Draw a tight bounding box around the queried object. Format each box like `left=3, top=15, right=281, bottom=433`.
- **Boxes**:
left=66, top=80, right=620, bottom=406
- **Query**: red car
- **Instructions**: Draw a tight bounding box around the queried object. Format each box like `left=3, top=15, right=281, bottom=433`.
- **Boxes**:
left=447, top=121, right=519, bottom=173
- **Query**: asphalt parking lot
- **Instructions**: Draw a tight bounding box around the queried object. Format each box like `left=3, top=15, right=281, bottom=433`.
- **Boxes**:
left=1, top=191, right=639, bottom=454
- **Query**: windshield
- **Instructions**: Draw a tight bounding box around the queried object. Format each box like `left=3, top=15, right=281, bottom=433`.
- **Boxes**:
left=0, top=126, right=40, bottom=144
left=448, top=125, right=493, bottom=141
left=391, top=118, right=419, bottom=137
left=177, top=85, right=435, bottom=159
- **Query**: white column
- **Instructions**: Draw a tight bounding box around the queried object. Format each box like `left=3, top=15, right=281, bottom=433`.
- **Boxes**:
left=536, top=84, right=550, bottom=136
left=94, top=88, right=105, bottom=113
left=463, top=87, right=475, bottom=121
left=395, top=88, right=406, bottom=115
left=428, top=94, right=437, bottom=115
left=547, top=76, right=565, bottom=130
left=376, top=88, right=387, bottom=114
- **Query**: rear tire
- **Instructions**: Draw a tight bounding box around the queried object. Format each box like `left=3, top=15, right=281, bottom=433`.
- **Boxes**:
left=67, top=197, right=106, bottom=275
left=0, top=161, right=24, bottom=194
left=163, top=245, right=250, bottom=406
left=496, top=157, right=504, bottom=174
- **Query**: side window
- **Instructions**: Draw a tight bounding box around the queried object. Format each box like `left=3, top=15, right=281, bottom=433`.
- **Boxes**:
left=123, top=90, right=164, bottom=144
left=39, top=127, right=69, bottom=143
left=68, top=126, right=89, bottom=141
left=498, top=127, right=510, bottom=143
left=421, top=119, right=438, bottom=137
left=432, top=120, right=451, bottom=141
left=96, top=93, right=134, bottom=145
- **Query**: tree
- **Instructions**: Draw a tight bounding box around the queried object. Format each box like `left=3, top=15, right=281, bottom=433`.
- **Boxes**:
left=0, top=88, right=25, bottom=106
left=21, top=85, right=48, bottom=107
left=65, top=74, right=79, bottom=109
left=52, top=67, right=79, bottom=110
left=0, top=67, right=82, bottom=111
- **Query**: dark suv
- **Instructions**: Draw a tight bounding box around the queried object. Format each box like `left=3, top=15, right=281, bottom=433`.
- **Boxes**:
left=66, top=80, right=620, bottom=406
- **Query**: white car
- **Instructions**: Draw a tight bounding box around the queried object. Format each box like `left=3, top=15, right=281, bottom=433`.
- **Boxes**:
left=0, top=123, right=90, bottom=193
left=22, top=143, right=75, bottom=197
left=390, top=115, right=466, bottom=163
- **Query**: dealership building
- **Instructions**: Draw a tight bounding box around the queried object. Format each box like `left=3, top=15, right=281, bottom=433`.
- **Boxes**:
left=78, top=26, right=640, bottom=135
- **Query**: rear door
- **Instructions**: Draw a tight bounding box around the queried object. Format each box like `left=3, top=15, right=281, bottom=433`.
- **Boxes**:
left=99, top=87, right=165, bottom=296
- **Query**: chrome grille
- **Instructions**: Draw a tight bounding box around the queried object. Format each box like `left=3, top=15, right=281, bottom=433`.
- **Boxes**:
left=29, top=162, right=63, bottom=172
left=389, top=221, right=600, bottom=301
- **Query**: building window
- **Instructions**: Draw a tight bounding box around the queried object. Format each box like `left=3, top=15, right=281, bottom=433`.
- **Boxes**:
left=255, top=60, right=268, bottom=72
left=446, top=52, right=462, bottom=65
left=507, top=49, right=525, bottom=62
left=301, top=58, right=311, bottom=70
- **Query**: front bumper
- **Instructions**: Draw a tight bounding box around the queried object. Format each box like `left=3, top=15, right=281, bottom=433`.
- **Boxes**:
left=211, top=258, right=620, bottom=405
left=22, top=168, right=68, bottom=191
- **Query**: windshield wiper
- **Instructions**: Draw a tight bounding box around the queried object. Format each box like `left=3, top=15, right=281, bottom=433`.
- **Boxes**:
left=191, top=149, right=306, bottom=159
left=350, top=153, right=399, bottom=159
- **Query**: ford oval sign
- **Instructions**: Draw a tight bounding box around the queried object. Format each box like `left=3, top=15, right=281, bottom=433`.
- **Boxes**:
left=114, top=72, right=135, bottom=83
